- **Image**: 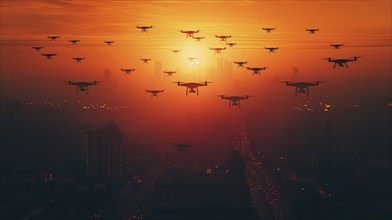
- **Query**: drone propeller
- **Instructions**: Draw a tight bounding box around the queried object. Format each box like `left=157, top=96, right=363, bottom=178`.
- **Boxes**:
left=204, top=81, right=212, bottom=84
left=172, top=81, right=182, bottom=84
left=351, top=56, right=362, bottom=59
left=280, top=81, right=290, bottom=84
left=315, top=81, right=325, bottom=84
left=323, top=57, right=332, bottom=60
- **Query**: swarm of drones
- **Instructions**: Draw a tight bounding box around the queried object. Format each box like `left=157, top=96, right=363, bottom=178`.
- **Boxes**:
left=32, top=25, right=362, bottom=108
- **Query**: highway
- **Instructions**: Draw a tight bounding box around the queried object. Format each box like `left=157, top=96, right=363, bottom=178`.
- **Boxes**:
left=232, top=122, right=285, bottom=220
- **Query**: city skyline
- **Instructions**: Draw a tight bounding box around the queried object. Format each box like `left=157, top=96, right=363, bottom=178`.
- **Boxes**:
left=1, top=1, right=390, bottom=220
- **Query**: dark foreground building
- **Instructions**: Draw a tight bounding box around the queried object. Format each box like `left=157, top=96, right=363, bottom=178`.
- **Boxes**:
left=146, top=150, right=259, bottom=220
left=85, top=121, right=124, bottom=182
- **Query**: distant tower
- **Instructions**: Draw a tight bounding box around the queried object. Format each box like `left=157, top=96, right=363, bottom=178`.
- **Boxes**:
left=154, top=61, right=162, bottom=81
left=224, top=59, right=233, bottom=85
left=217, top=58, right=223, bottom=80
left=228, top=149, right=246, bottom=183
left=104, top=69, right=111, bottom=81
left=85, top=121, right=124, bottom=182
left=234, top=78, right=240, bottom=90
left=292, top=67, right=299, bottom=81
left=204, top=67, right=216, bottom=81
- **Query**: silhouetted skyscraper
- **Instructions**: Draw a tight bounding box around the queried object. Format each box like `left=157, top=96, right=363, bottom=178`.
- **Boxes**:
left=104, top=69, right=111, bottom=81
left=85, top=121, right=124, bottom=181
left=102, top=69, right=117, bottom=90
left=228, top=149, right=246, bottom=183
left=155, top=61, right=162, bottom=81
left=292, top=67, right=299, bottom=81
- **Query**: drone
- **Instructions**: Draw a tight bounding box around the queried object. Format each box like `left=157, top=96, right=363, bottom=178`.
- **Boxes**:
left=48, top=35, right=60, bottom=41
left=215, top=35, right=232, bottom=42
left=173, top=81, right=212, bottom=96
left=41, top=53, right=57, bottom=60
left=171, top=143, right=192, bottom=151
left=180, top=30, right=199, bottom=38
left=192, top=36, right=205, bottom=41
left=163, top=70, right=176, bottom=76
left=66, top=81, right=100, bottom=94
left=136, top=26, right=153, bottom=33
left=282, top=81, right=324, bottom=96
left=32, top=46, right=44, bottom=52
left=140, top=58, right=151, bottom=64
left=265, top=47, right=279, bottom=53
left=330, top=44, right=344, bottom=50
left=218, top=95, right=251, bottom=108
left=69, top=39, right=80, bottom=45
left=262, top=27, right=275, bottom=33
left=246, top=67, right=267, bottom=75
left=145, top=89, right=164, bottom=97
left=186, top=57, right=197, bottom=62
left=306, top=29, right=319, bottom=34
left=104, top=41, right=114, bottom=45
left=72, top=57, right=85, bottom=63
left=234, top=61, right=247, bottom=67
left=324, top=56, right=361, bottom=68
left=120, top=68, right=136, bottom=75
left=210, top=47, right=226, bottom=54
left=171, top=49, right=181, bottom=54
left=226, top=42, right=236, bottom=47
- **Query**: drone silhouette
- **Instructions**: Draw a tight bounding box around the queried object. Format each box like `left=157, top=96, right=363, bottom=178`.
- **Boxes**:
left=163, top=71, right=176, bottom=76
left=246, top=67, right=267, bottom=75
left=69, top=39, right=80, bottom=45
left=330, top=44, right=344, bottom=50
left=72, top=57, right=85, bottom=63
left=218, top=95, right=251, bottom=108
left=192, top=36, right=205, bottom=41
left=234, top=61, right=247, bottom=67
left=180, top=30, right=199, bottom=38
left=226, top=42, right=236, bottom=47
left=306, top=29, right=319, bottom=34
left=120, top=68, right=136, bottom=75
left=262, top=27, right=275, bottom=33
left=41, top=53, right=57, bottom=60
left=136, top=26, right=153, bottom=33
left=186, top=57, right=197, bottom=62
left=145, top=89, right=164, bottom=97
left=171, top=49, right=181, bottom=54
left=265, top=47, right=279, bottom=53
left=210, top=47, right=226, bottom=54
left=324, top=56, right=361, bottom=68
left=173, top=81, right=212, bottom=96
left=282, top=81, right=324, bottom=96
left=66, top=81, right=100, bottom=94
left=140, top=58, right=151, bottom=64
left=48, top=35, right=60, bottom=41
left=104, top=41, right=114, bottom=45
left=32, top=46, right=44, bottom=52
left=215, top=35, right=232, bottom=42
left=171, top=143, right=192, bottom=151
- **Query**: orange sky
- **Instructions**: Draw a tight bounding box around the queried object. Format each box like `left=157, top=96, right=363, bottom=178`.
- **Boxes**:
left=1, top=0, right=391, bottom=141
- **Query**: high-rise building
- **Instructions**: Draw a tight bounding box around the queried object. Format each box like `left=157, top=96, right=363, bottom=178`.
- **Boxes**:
left=85, top=121, right=124, bottom=181
left=292, top=67, right=299, bottom=81
left=147, top=150, right=257, bottom=220
left=155, top=61, right=162, bottom=81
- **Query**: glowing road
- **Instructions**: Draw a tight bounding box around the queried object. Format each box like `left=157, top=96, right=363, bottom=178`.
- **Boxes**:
left=233, top=122, right=285, bottom=220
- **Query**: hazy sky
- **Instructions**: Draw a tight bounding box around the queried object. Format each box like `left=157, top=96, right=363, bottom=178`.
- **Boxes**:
left=1, top=0, right=391, bottom=142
